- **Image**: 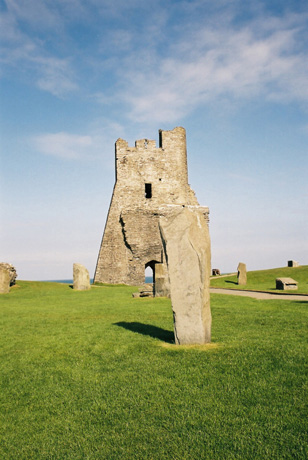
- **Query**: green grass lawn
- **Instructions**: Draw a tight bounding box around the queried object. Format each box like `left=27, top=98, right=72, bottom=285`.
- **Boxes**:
left=211, top=265, right=308, bottom=294
left=1, top=281, right=307, bottom=459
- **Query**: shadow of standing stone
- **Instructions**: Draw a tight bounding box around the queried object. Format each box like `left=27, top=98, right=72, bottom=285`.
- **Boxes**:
left=115, top=322, right=174, bottom=343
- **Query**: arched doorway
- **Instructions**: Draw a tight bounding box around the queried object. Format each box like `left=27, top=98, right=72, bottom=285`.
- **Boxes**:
left=145, top=265, right=153, bottom=283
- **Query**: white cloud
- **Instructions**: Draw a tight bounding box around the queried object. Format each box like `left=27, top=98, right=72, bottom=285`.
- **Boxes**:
left=2, top=0, right=308, bottom=115
left=120, top=13, right=308, bottom=123
left=4, top=0, right=86, bottom=31
left=34, top=56, right=78, bottom=96
left=31, top=120, right=125, bottom=161
left=33, top=132, right=93, bottom=159
left=0, top=4, right=78, bottom=96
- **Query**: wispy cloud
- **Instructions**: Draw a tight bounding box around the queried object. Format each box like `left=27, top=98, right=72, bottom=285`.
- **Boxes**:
left=33, top=132, right=93, bottom=159
left=34, top=56, right=78, bottom=96
left=0, top=2, right=78, bottom=96
left=31, top=120, right=126, bottom=161
left=2, top=0, right=308, bottom=115
left=3, top=0, right=86, bottom=31
left=119, top=12, right=308, bottom=123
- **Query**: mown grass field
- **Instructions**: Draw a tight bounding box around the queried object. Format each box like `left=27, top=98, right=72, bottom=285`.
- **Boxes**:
left=1, top=280, right=307, bottom=459
left=211, top=265, right=308, bottom=294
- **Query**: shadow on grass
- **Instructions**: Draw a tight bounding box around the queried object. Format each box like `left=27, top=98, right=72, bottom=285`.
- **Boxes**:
left=225, top=280, right=238, bottom=285
left=115, top=322, right=174, bottom=343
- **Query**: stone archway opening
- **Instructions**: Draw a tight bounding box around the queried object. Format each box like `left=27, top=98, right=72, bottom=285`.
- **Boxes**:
left=145, top=265, right=153, bottom=283
left=145, top=260, right=159, bottom=284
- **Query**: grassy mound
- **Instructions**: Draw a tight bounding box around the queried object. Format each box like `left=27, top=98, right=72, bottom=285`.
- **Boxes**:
left=211, top=265, right=308, bottom=294
left=1, top=281, right=307, bottom=459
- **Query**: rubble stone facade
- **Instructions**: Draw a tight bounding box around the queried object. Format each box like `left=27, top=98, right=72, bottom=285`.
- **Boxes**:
left=94, top=127, right=209, bottom=287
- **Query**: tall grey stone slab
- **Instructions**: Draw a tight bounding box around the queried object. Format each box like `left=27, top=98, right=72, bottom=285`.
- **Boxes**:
left=73, top=263, right=90, bottom=291
left=159, top=207, right=211, bottom=345
left=0, top=266, right=11, bottom=294
left=237, top=262, right=247, bottom=285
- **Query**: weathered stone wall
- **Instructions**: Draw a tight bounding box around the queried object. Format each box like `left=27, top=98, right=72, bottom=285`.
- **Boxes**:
left=94, top=127, right=209, bottom=286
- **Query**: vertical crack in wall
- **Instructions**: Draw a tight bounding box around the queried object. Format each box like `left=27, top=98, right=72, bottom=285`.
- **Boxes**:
left=119, top=215, right=133, bottom=253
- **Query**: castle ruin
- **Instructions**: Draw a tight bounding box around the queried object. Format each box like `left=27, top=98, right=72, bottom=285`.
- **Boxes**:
left=94, top=127, right=209, bottom=290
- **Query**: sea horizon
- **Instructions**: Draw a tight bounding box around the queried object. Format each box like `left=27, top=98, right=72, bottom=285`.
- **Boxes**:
left=43, top=276, right=154, bottom=284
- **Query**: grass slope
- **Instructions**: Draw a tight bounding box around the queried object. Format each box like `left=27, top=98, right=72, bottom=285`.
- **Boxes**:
left=1, top=281, right=307, bottom=459
left=211, top=265, right=308, bottom=294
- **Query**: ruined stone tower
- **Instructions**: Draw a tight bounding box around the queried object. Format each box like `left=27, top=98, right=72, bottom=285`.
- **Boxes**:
left=94, top=127, right=209, bottom=287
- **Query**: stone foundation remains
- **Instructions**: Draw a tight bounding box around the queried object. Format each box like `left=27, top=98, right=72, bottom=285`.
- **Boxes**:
left=94, top=127, right=209, bottom=289
left=276, top=277, right=298, bottom=290
left=288, top=260, right=299, bottom=268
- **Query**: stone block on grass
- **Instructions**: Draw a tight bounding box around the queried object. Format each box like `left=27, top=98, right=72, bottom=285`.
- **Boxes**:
left=237, top=262, right=247, bottom=285
left=0, top=266, right=11, bottom=294
left=0, top=263, right=17, bottom=286
left=73, top=263, right=91, bottom=291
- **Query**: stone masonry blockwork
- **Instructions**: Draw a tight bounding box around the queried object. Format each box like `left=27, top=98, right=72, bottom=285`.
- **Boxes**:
left=94, top=127, right=209, bottom=286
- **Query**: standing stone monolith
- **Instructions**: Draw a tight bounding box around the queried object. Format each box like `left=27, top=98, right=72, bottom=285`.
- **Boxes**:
left=237, top=262, right=247, bottom=285
left=73, top=263, right=90, bottom=291
left=154, top=263, right=170, bottom=297
left=159, top=207, right=211, bottom=345
left=0, top=263, right=17, bottom=286
left=0, top=266, right=11, bottom=294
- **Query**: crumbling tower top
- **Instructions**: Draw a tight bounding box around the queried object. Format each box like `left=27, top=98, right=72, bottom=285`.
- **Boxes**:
left=114, top=126, right=194, bottom=206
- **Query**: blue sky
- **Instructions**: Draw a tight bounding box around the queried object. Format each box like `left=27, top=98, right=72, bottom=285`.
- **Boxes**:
left=1, top=0, right=307, bottom=280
